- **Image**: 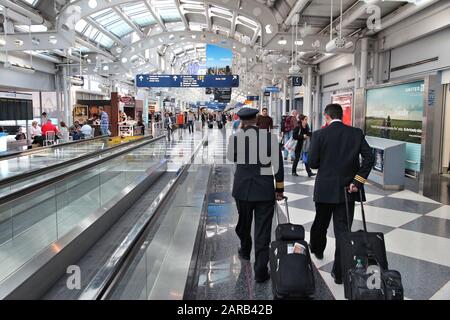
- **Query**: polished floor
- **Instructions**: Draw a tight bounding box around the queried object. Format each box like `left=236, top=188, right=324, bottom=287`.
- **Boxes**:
left=192, top=164, right=335, bottom=300
left=190, top=126, right=450, bottom=300
left=189, top=128, right=334, bottom=300
left=425, top=174, right=450, bottom=206
left=281, top=161, right=450, bottom=300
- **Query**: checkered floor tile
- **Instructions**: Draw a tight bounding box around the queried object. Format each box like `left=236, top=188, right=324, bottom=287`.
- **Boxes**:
left=280, top=168, right=450, bottom=300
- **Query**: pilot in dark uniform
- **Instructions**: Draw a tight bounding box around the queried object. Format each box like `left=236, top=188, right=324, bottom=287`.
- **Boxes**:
left=308, top=104, right=375, bottom=284
left=227, top=108, right=284, bottom=283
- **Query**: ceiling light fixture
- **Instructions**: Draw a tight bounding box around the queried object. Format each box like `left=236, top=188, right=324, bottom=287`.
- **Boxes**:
left=278, top=38, right=287, bottom=45
left=88, top=0, right=98, bottom=9
left=326, top=0, right=347, bottom=53
left=4, top=62, right=35, bottom=74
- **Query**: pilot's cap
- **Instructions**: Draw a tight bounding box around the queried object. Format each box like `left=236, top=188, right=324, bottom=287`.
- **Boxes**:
left=237, top=108, right=259, bottom=120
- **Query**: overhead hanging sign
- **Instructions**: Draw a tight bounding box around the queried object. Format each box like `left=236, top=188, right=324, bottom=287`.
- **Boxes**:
left=136, top=75, right=240, bottom=88
left=214, top=88, right=232, bottom=103
left=247, top=96, right=260, bottom=101
left=265, top=86, right=280, bottom=93
left=206, top=102, right=228, bottom=110
left=292, top=76, right=303, bottom=87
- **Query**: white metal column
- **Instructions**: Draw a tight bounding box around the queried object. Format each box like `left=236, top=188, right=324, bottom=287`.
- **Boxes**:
left=62, top=66, right=71, bottom=125
left=305, top=66, right=313, bottom=120
left=269, top=92, right=273, bottom=117
left=313, top=73, right=321, bottom=131
left=360, top=38, right=369, bottom=88
left=283, top=78, right=288, bottom=116
left=290, top=78, right=295, bottom=113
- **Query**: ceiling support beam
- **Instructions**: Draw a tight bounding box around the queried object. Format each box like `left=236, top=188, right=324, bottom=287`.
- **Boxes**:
left=144, top=0, right=168, bottom=32
left=174, top=0, right=190, bottom=30
left=230, top=11, right=237, bottom=38
left=112, top=7, right=144, bottom=39
left=85, top=17, right=126, bottom=47
left=205, top=4, right=212, bottom=32
left=251, top=25, right=261, bottom=46
left=75, top=36, right=117, bottom=61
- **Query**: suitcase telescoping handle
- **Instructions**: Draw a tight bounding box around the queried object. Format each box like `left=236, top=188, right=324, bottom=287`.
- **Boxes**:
left=344, top=187, right=368, bottom=233
left=276, top=196, right=290, bottom=225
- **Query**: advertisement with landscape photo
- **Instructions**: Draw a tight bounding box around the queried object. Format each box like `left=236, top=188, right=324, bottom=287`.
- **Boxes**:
left=365, top=81, right=425, bottom=175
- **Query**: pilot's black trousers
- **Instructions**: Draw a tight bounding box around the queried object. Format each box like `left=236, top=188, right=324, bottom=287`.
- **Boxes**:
left=310, top=201, right=355, bottom=280
left=235, top=199, right=275, bottom=278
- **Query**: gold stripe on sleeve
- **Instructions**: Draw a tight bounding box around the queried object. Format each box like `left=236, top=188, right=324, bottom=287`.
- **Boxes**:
left=355, top=175, right=367, bottom=184
left=276, top=182, right=285, bottom=189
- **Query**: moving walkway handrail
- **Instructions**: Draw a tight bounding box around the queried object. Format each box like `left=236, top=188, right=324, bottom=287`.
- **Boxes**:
left=0, top=135, right=166, bottom=206
left=0, top=135, right=110, bottom=161
left=0, top=134, right=160, bottom=191
left=78, top=135, right=208, bottom=300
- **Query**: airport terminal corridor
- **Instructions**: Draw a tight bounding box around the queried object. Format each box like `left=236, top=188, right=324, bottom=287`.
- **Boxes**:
left=0, top=0, right=449, bottom=307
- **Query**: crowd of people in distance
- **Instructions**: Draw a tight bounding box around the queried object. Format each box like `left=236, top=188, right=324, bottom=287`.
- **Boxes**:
left=163, top=109, right=231, bottom=141
left=25, top=108, right=111, bottom=147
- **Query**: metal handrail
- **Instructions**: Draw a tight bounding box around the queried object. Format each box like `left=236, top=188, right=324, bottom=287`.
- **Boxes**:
left=0, top=135, right=110, bottom=160
left=79, top=135, right=208, bottom=300
left=0, top=135, right=155, bottom=191
left=0, top=135, right=166, bottom=206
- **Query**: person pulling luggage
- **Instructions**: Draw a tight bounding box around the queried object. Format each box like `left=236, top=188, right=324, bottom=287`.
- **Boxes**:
left=308, top=104, right=375, bottom=285
left=228, top=107, right=285, bottom=283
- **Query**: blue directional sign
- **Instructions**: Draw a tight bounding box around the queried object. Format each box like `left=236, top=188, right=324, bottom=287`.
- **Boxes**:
left=206, top=102, right=228, bottom=110
left=247, top=96, right=260, bottom=101
left=265, top=86, right=280, bottom=93
left=136, top=74, right=240, bottom=88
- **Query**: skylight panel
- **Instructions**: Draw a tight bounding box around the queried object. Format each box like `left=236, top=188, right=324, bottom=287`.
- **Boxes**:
left=18, top=0, right=39, bottom=7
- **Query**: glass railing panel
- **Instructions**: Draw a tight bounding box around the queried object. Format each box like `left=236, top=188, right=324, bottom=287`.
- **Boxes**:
left=55, top=167, right=102, bottom=237
left=0, top=202, right=12, bottom=247
left=0, top=185, right=57, bottom=283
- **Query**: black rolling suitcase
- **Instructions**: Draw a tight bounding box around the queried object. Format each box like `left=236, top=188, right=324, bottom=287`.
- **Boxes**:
left=270, top=197, right=315, bottom=300
left=348, top=261, right=404, bottom=300
left=340, top=188, right=403, bottom=300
